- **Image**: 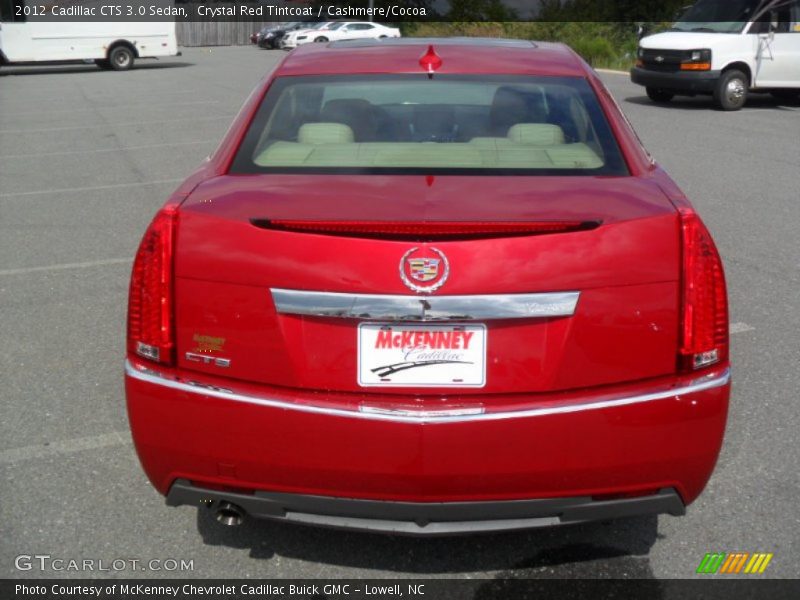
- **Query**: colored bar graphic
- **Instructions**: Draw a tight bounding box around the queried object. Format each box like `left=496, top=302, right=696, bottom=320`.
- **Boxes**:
left=698, top=552, right=773, bottom=574
left=744, top=553, right=774, bottom=574
left=697, top=553, right=726, bottom=574
left=733, top=553, right=749, bottom=573
left=719, top=553, right=748, bottom=573
left=719, top=554, right=736, bottom=573
left=759, top=554, right=773, bottom=573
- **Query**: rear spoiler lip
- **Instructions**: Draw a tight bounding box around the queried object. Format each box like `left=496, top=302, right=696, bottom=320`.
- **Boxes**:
left=249, top=219, right=602, bottom=241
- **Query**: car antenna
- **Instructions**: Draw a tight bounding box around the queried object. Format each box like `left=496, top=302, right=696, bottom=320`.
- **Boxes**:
left=419, top=45, right=442, bottom=79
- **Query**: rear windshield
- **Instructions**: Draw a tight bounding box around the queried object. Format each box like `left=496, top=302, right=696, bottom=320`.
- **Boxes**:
left=231, top=75, right=628, bottom=176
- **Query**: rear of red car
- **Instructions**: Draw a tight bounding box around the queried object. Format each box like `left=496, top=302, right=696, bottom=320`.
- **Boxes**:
left=125, top=40, right=729, bottom=534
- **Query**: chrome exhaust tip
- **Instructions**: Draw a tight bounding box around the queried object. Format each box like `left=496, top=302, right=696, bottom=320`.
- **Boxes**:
left=215, top=502, right=245, bottom=526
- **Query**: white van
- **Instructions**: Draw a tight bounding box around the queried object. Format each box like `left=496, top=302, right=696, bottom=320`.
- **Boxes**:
left=631, top=0, right=800, bottom=110
left=0, top=1, right=179, bottom=71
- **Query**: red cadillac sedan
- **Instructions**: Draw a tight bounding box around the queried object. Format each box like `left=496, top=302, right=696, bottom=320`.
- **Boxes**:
left=125, top=38, right=730, bottom=535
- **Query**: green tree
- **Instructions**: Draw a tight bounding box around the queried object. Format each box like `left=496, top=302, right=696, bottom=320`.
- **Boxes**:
left=308, top=1, right=440, bottom=19
left=538, top=0, right=689, bottom=21
left=447, top=0, right=518, bottom=21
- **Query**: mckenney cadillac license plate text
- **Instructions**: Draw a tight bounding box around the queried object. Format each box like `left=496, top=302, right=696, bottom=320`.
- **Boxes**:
left=358, top=323, right=487, bottom=387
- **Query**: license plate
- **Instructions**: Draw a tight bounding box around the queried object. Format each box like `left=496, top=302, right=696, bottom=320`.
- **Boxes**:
left=358, top=323, right=486, bottom=388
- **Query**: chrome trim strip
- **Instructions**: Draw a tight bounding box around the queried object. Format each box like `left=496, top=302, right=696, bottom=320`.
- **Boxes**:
left=125, top=361, right=730, bottom=424
left=270, top=289, right=581, bottom=321
left=360, top=405, right=485, bottom=418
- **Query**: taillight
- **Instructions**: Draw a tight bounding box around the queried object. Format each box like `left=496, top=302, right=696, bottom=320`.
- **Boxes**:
left=127, top=205, right=178, bottom=365
left=679, top=209, right=728, bottom=371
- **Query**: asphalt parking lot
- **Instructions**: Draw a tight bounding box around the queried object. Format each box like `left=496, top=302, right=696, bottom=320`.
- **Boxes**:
left=1, top=46, right=799, bottom=581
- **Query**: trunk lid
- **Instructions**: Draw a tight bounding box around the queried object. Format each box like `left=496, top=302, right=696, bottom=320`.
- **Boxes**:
left=174, top=174, right=679, bottom=395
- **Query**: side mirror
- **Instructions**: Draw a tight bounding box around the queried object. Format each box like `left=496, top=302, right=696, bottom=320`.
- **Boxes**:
left=769, top=10, right=779, bottom=33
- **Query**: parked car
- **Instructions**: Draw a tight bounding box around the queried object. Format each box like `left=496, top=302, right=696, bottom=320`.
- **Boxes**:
left=315, top=21, right=402, bottom=43
left=282, top=22, right=401, bottom=49
left=631, top=0, right=800, bottom=110
left=126, top=38, right=730, bottom=535
left=279, top=22, right=339, bottom=49
left=251, top=25, right=270, bottom=46
left=258, top=21, right=307, bottom=49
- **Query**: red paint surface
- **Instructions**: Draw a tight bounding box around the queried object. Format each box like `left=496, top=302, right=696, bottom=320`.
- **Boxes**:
left=126, top=40, right=730, bottom=509
left=127, top=362, right=729, bottom=504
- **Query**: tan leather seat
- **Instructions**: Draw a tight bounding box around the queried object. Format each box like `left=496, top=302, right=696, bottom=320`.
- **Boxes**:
left=297, top=123, right=355, bottom=145
left=320, top=99, right=379, bottom=141
left=507, top=123, right=565, bottom=146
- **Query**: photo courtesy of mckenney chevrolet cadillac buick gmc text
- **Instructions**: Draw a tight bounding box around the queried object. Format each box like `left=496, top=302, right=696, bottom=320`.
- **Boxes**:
left=125, top=38, right=730, bottom=535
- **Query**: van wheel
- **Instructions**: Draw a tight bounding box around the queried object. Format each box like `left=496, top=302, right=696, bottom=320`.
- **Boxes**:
left=109, top=46, right=135, bottom=71
left=646, top=87, right=674, bottom=103
left=94, top=59, right=111, bottom=69
left=714, top=70, right=748, bottom=111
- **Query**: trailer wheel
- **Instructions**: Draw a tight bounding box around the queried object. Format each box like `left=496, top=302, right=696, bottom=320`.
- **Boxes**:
left=109, top=46, right=135, bottom=71
left=714, top=69, right=748, bottom=111
left=646, top=87, right=674, bottom=103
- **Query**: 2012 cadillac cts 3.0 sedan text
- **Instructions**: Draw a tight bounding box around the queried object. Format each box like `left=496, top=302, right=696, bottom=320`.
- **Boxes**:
left=125, top=38, right=731, bottom=535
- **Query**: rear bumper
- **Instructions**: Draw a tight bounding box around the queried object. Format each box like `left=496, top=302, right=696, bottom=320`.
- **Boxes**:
left=168, top=479, right=685, bottom=535
left=631, top=67, right=721, bottom=93
left=126, top=360, right=729, bottom=527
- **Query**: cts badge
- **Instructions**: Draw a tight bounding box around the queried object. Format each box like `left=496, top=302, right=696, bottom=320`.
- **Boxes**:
left=399, top=247, right=449, bottom=294
left=185, top=352, right=231, bottom=368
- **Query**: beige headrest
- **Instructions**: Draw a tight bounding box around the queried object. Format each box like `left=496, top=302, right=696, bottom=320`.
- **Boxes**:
left=507, top=123, right=565, bottom=145
left=298, top=123, right=355, bottom=145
